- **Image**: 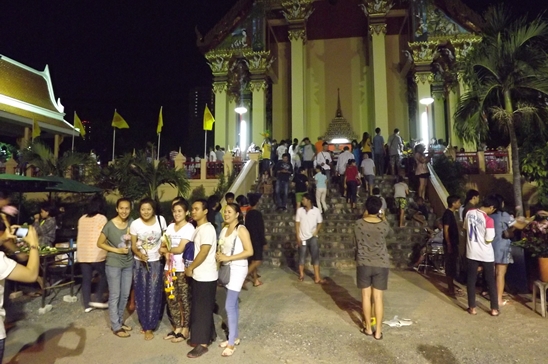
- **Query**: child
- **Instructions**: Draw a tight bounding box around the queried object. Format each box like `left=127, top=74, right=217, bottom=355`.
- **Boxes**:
left=394, top=176, right=409, bottom=227
left=360, top=154, right=376, bottom=195
left=313, top=166, right=328, bottom=213
left=372, top=187, right=387, bottom=212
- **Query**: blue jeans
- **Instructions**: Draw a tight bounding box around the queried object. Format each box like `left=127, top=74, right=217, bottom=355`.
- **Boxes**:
left=106, top=265, right=133, bottom=331
left=275, top=180, right=290, bottom=208
left=225, top=289, right=240, bottom=345
left=80, top=261, right=107, bottom=308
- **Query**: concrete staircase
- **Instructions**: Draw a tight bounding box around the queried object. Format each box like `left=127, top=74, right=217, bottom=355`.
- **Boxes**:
left=257, top=176, right=433, bottom=270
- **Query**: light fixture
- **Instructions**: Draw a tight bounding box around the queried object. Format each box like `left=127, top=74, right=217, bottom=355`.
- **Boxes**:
left=419, top=97, right=434, bottom=105
left=330, top=138, right=349, bottom=144
left=421, top=111, right=429, bottom=146
left=235, top=105, right=247, bottom=114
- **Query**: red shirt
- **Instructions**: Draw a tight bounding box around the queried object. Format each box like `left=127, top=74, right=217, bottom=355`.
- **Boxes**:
left=345, top=165, right=359, bottom=181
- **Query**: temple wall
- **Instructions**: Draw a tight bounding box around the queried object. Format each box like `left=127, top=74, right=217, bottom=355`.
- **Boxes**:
left=385, top=34, right=409, bottom=139
left=271, top=42, right=291, bottom=140
left=305, top=37, right=369, bottom=141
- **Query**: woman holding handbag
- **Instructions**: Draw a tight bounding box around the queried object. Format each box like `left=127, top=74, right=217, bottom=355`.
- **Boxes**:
left=216, top=203, right=253, bottom=357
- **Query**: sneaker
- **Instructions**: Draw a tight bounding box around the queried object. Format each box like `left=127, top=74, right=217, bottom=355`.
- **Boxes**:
left=89, top=302, right=108, bottom=309
left=84, top=307, right=94, bottom=313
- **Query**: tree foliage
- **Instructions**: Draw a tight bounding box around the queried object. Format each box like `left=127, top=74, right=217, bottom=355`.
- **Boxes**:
left=454, top=5, right=548, bottom=213
left=100, top=151, right=190, bottom=203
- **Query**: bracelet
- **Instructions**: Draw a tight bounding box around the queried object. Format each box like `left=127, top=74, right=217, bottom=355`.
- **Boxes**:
left=29, top=245, right=39, bottom=250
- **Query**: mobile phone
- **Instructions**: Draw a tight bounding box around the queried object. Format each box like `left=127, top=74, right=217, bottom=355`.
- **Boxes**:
left=15, top=227, right=29, bottom=239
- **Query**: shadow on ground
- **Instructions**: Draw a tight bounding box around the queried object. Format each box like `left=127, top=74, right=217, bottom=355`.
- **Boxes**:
left=417, top=344, right=459, bottom=364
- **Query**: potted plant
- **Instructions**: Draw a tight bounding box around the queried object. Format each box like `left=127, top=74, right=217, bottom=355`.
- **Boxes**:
left=513, top=216, right=548, bottom=282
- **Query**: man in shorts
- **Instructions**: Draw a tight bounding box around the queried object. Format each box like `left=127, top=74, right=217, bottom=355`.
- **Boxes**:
left=295, top=193, right=325, bottom=284
left=360, top=153, right=376, bottom=195
left=354, top=196, right=392, bottom=340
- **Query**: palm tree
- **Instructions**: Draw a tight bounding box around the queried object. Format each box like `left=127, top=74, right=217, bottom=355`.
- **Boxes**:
left=102, top=151, right=190, bottom=203
left=20, top=141, right=98, bottom=181
left=454, top=6, right=548, bottom=215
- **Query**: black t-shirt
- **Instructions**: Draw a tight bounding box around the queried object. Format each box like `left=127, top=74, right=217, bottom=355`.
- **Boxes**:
left=274, top=161, right=293, bottom=182
left=294, top=174, right=308, bottom=193
left=442, top=209, right=459, bottom=247
left=417, top=204, right=429, bottom=220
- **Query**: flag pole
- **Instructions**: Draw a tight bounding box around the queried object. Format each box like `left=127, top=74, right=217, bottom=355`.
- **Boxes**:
left=157, top=133, right=161, bottom=161
left=204, top=131, right=207, bottom=160
left=71, top=132, right=75, bottom=151
left=112, top=129, right=116, bottom=162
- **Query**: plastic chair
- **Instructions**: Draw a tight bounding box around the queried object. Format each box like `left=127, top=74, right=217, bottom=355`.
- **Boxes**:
left=532, top=280, right=548, bottom=317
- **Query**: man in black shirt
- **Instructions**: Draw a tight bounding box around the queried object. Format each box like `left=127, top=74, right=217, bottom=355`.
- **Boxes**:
left=293, top=167, right=309, bottom=209
left=442, top=195, right=462, bottom=297
left=273, top=153, right=293, bottom=211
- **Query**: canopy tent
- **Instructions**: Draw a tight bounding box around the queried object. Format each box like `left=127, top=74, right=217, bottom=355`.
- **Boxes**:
left=42, top=176, right=102, bottom=193
left=0, top=174, right=57, bottom=193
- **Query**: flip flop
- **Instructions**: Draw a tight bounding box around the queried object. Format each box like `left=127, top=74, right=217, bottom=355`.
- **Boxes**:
left=314, top=279, right=327, bottom=284
left=113, top=329, right=130, bottom=338
left=467, top=307, right=477, bottom=315
left=298, top=276, right=304, bottom=282
left=253, top=281, right=263, bottom=287
left=360, top=328, right=374, bottom=336
left=490, top=309, right=500, bottom=317
left=221, top=346, right=235, bottom=357
left=373, top=332, right=383, bottom=340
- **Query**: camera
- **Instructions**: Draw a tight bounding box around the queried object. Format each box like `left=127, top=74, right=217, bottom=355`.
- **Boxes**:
left=15, top=227, right=29, bottom=239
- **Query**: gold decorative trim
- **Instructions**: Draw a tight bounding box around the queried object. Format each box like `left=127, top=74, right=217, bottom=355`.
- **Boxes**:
left=243, top=50, right=274, bottom=74
left=368, top=23, right=387, bottom=35
left=212, top=81, right=228, bottom=94
left=249, top=79, right=268, bottom=92
left=360, top=0, right=394, bottom=16
left=288, top=28, right=306, bottom=42
left=414, top=72, right=430, bottom=85
left=205, top=50, right=234, bottom=76
left=408, top=41, right=437, bottom=65
left=281, top=0, right=315, bottom=23
left=452, top=37, right=482, bottom=61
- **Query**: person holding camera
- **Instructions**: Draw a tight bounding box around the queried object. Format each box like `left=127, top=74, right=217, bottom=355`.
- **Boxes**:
left=0, top=204, right=40, bottom=362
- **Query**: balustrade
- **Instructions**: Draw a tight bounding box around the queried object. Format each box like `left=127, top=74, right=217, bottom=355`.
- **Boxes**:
left=455, top=152, right=480, bottom=174
left=484, top=151, right=509, bottom=174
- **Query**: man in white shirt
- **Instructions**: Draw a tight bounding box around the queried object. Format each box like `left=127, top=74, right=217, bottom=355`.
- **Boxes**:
left=336, top=146, right=354, bottom=194
left=288, top=138, right=301, bottom=169
left=186, top=200, right=218, bottom=358
left=295, top=194, right=325, bottom=284
left=360, top=154, right=376, bottom=195
left=464, top=195, right=498, bottom=316
left=314, top=142, right=332, bottom=189
left=277, top=140, right=288, bottom=160
left=208, top=147, right=217, bottom=162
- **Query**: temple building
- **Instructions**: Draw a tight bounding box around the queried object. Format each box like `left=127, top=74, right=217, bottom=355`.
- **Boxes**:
left=0, top=55, right=77, bottom=156
left=197, top=0, right=482, bottom=151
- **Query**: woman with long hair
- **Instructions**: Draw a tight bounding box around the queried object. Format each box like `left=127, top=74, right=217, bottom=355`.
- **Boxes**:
left=77, top=195, right=108, bottom=313
left=161, top=199, right=195, bottom=342
left=32, top=203, right=57, bottom=247
left=97, top=197, right=134, bottom=337
left=351, top=140, right=361, bottom=163
left=130, top=198, right=166, bottom=341
left=414, top=144, right=430, bottom=200
left=216, top=203, right=253, bottom=357
left=360, top=132, right=372, bottom=158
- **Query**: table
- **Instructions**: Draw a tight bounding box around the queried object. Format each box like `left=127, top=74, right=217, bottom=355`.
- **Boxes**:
left=39, top=248, right=76, bottom=309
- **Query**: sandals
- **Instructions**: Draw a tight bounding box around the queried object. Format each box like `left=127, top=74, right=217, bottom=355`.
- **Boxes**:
left=298, top=276, right=304, bottom=282
left=222, top=346, right=235, bottom=357
left=171, top=332, right=187, bottom=343
left=361, top=328, right=374, bottom=336
left=113, top=329, right=130, bottom=338
left=144, top=330, right=154, bottom=341
left=315, top=279, right=327, bottom=285
left=373, top=331, right=383, bottom=340
left=219, top=338, right=240, bottom=348
left=490, top=309, right=500, bottom=317
left=253, top=281, right=263, bottom=287
left=164, top=331, right=176, bottom=340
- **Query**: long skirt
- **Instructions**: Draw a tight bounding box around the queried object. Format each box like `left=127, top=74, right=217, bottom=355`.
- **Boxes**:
left=133, top=260, right=163, bottom=331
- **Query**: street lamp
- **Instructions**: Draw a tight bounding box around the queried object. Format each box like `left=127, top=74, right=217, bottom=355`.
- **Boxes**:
left=235, top=105, right=247, bottom=114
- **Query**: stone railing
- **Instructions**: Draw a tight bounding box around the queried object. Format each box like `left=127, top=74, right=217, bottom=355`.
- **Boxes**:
left=453, top=150, right=509, bottom=175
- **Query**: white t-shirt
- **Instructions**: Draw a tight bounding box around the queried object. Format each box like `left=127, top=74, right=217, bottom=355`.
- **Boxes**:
left=336, top=151, right=354, bottom=174
left=0, top=252, right=17, bottom=339
left=296, top=207, right=323, bottom=241
left=219, top=226, right=247, bottom=268
left=277, top=145, right=288, bottom=159
left=394, top=182, right=408, bottom=199
left=465, top=209, right=496, bottom=262
left=192, top=222, right=218, bottom=282
left=130, top=216, right=167, bottom=262
left=164, top=222, right=195, bottom=272
left=209, top=151, right=217, bottom=162
left=315, top=151, right=332, bottom=170
left=360, top=159, right=375, bottom=176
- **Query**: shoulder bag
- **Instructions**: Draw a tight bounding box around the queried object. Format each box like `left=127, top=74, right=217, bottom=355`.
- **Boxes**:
left=218, top=227, right=238, bottom=286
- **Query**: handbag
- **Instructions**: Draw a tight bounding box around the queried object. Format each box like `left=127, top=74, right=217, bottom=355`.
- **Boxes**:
left=182, top=242, right=194, bottom=267
left=218, top=228, right=238, bottom=286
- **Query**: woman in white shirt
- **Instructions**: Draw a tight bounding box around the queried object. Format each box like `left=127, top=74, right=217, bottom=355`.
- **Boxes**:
left=130, top=198, right=167, bottom=341
left=216, top=203, right=253, bottom=357
left=161, top=199, right=195, bottom=342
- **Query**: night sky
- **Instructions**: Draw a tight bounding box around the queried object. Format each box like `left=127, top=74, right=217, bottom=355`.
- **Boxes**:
left=0, top=0, right=546, bottom=160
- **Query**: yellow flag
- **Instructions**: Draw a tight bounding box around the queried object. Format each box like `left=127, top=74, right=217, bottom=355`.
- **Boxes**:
left=156, top=106, right=163, bottom=134
left=74, top=111, right=86, bottom=138
left=203, top=104, right=215, bottom=131
left=32, top=119, right=41, bottom=139
left=111, top=110, right=129, bottom=129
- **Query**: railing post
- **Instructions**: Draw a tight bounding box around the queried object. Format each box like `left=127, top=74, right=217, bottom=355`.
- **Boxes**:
left=5, top=158, right=17, bottom=174
left=248, top=152, right=261, bottom=181
left=200, top=159, right=207, bottom=180
left=477, top=151, right=486, bottom=174
left=174, top=149, right=186, bottom=170
left=223, top=152, right=233, bottom=177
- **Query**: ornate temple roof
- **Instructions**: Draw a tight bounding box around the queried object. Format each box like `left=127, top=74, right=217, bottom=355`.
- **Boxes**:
left=0, top=55, right=76, bottom=136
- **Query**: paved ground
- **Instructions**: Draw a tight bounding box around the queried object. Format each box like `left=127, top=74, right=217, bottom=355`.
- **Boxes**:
left=3, top=266, right=548, bottom=364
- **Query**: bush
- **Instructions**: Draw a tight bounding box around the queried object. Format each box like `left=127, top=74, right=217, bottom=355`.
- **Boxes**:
left=432, top=155, right=466, bottom=197
left=188, top=185, right=207, bottom=203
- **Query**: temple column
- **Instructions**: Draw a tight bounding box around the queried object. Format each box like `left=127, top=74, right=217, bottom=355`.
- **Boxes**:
left=213, top=80, right=228, bottom=149
left=227, top=97, right=237, bottom=150
left=362, top=0, right=393, bottom=138
left=54, top=134, right=63, bottom=158
left=205, top=51, right=232, bottom=149
left=282, top=0, right=314, bottom=139
left=432, top=83, right=446, bottom=143
left=289, top=28, right=306, bottom=139
left=447, top=87, right=462, bottom=149
left=250, top=80, right=267, bottom=147
left=23, top=127, right=31, bottom=148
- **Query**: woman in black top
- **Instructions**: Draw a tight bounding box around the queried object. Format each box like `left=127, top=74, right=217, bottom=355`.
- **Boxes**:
left=244, top=194, right=266, bottom=287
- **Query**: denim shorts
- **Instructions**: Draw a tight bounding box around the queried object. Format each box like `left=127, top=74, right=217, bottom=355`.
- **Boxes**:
left=298, top=237, right=320, bottom=265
